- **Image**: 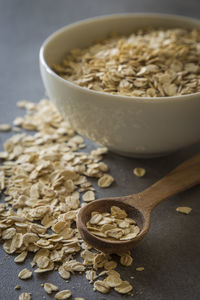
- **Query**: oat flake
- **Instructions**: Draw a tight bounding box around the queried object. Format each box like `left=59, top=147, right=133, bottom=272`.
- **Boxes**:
left=176, top=206, right=192, bottom=214
left=18, top=268, right=32, bottom=280
left=19, top=293, right=31, bottom=300
left=55, top=290, right=72, bottom=299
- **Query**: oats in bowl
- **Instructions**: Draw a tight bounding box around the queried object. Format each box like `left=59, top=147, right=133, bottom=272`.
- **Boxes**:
left=52, top=28, right=200, bottom=97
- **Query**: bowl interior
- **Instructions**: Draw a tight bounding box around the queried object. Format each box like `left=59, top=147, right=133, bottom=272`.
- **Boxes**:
left=42, top=14, right=200, bottom=67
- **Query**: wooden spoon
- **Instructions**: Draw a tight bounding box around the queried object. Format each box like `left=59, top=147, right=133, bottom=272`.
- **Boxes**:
left=77, top=154, right=200, bottom=253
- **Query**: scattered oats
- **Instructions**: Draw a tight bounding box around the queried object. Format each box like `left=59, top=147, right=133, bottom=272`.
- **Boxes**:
left=14, top=251, right=28, bottom=263
left=98, top=174, right=114, bottom=188
left=58, top=265, right=71, bottom=280
left=105, top=274, right=122, bottom=287
left=0, top=124, right=11, bottom=132
left=98, top=162, right=108, bottom=172
left=0, top=151, right=8, bottom=159
left=120, top=254, right=133, bottom=266
left=133, top=167, right=146, bottom=177
left=64, top=259, right=85, bottom=272
left=34, top=261, right=54, bottom=273
left=114, top=280, right=133, bottom=294
left=18, top=268, right=32, bottom=280
left=104, top=260, right=117, bottom=270
left=55, top=290, right=72, bottom=299
left=176, top=206, right=192, bottom=214
left=93, top=280, right=110, bottom=294
left=0, top=99, right=136, bottom=297
left=107, top=270, right=121, bottom=278
left=136, top=267, right=144, bottom=271
left=44, top=283, right=59, bottom=294
left=85, top=270, right=97, bottom=283
left=82, top=190, right=95, bottom=202
left=15, top=285, right=21, bottom=290
left=19, top=293, right=31, bottom=300
left=13, top=117, right=24, bottom=126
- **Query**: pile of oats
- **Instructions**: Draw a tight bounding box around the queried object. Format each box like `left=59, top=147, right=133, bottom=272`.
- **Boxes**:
left=0, top=99, right=134, bottom=297
left=52, top=28, right=200, bottom=97
left=87, top=206, right=140, bottom=241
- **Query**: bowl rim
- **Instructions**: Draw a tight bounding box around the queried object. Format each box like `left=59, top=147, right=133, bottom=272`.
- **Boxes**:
left=39, top=12, right=200, bottom=103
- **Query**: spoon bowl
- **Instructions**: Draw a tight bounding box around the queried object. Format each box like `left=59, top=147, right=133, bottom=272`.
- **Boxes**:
left=77, top=154, right=200, bottom=253
left=77, top=197, right=150, bottom=253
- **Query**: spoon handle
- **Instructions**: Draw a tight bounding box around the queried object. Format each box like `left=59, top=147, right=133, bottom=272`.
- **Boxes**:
left=126, top=153, right=200, bottom=212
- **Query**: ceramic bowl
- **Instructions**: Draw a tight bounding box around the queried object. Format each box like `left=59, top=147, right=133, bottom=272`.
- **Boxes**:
left=40, top=13, right=200, bottom=158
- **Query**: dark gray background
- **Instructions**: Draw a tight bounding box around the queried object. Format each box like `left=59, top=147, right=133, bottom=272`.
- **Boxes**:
left=0, top=1, right=200, bottom=299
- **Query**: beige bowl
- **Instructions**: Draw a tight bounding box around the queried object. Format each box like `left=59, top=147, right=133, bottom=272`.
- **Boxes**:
left=40, top=13, right=200, bottom=158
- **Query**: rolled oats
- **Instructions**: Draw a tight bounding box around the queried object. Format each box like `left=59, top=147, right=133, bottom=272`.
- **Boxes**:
left=176, top=206, right=192, bottom=214
left=93, top=280, right=110, bottom=294
left=55, top=290, right=72, bottom=299
left=53, top=28, right=200, bottom=97
left=111, top=206, right=127, bottom=219
left=87, top=206, right=139, bottom=241
left=120, top=254, right=133, bottom=266
left=37, top=256, right=50, bottom=269
left=19, top=293, right=31, bottom=300
left=44, top=282, right=59, bottom=294
left=82, top=191, right=95, bottom=202
left=15, top=285, right=21, bottom=290
left=114, top=280, right=133, bottom=294
left=89, top=213, right=103, bottom=225
left=107, top=270, right=121, bottom=278
left=0, top=151, right=8, bottom=159
left=98, top=174, right=114, bottom=188
left=103, top=260, right=117, bottom=270
left=34, top=261, right=54, bottom=273
left=18, top=268, right=32, bottom=280
left=105, top=274, right=122, bottom=287
left=0, top=124, right=11, bottom=132
left=14, top=251, right=28, bottom=263
left=2, top=228, right=16, bottom=240
left=0, top=99, right=136, bottom=297
left=136, top=267, right=144, bottom=271
left=133, top=167, right=146, bottom=177
left=85, top=270, right=97, bottom=283
left=58, top=265, right=71, bottom=280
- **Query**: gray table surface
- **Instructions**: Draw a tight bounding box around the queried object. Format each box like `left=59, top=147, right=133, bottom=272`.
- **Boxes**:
left=0, top=1, right=200, bottom=299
